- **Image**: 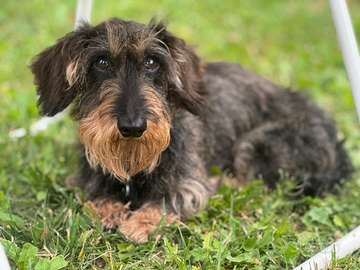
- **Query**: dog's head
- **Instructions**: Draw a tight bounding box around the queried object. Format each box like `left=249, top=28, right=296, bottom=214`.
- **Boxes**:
left=30, top=18, right=207, bottom=180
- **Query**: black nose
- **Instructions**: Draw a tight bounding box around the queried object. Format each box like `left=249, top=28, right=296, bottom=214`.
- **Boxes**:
left=117, top=117, right=147, bottom=138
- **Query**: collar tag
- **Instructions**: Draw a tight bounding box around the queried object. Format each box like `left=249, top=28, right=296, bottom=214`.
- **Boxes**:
left=125, top=176, right=131, bottom=196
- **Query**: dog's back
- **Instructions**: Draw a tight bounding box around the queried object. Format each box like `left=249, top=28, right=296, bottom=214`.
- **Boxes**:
left=199, top=61, right=353, bottom=195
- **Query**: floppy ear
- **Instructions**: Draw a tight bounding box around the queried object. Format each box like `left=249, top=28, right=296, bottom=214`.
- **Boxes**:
left=30, top=27, right=90, bottom=116
left=151, top=21, right=207, bottom=115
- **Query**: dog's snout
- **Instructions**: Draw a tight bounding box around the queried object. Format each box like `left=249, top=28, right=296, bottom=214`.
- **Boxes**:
left=117, top=117, right=147, bottom=138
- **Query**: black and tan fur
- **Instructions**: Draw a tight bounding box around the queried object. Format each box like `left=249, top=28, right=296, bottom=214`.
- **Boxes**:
left=31, top=18, right=352, bottom=243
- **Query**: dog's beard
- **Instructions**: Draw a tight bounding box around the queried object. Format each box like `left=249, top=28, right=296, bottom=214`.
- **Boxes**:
left=78, top=91, right=171, bottom=180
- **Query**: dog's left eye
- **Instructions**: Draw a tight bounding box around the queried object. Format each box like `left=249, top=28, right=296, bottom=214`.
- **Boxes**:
left=95, top=58, right=110, bottom=71
left=145, top=58, right=159, bottom=71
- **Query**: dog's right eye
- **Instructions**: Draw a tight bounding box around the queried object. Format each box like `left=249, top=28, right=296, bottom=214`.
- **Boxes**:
left=95, top=58, right=110, bottom=71
left=145, top=58, right=159, bottom=71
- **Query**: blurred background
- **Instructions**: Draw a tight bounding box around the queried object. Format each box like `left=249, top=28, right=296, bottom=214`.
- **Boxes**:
left=1, top=0, right=360, bottom=213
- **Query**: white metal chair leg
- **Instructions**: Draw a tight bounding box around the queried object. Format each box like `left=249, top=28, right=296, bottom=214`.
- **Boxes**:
left=293, top=226, right=360, bottom=270
left=8, top=0, right=93, bottom=139
left=75, top=0, right=93, bottom=30
left=329, top=0, right=360, bottom=120
left=293, top=1, right=360, bottom=269
left=0, top=243, right=10, bottom=270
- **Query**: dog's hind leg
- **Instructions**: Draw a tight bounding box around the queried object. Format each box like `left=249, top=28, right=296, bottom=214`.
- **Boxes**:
left=232, top=122, right=288, bottom=187
left=232, top=122, right=352, bottom=196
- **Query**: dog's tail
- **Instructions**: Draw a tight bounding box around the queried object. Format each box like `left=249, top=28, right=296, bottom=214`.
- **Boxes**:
left=302, top=139, right=353, bottom=196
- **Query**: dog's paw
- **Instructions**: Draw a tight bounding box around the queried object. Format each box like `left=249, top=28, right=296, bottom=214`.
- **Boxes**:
left=92, top=198, right=129, bottom=231
left=90, top=199, right=178, bottom=243
left=118, top=204, right=178, bottom=244
left=102, top=212, right=123, bottom=231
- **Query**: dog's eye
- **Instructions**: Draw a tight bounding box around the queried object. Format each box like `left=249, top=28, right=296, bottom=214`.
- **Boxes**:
left=95, top=58, right=110, bottom=71
left=145, top=58, right=159, bottom=71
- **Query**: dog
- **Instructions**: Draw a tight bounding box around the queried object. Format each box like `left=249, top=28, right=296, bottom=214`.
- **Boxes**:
left=30, top=18, right=353, bottom=243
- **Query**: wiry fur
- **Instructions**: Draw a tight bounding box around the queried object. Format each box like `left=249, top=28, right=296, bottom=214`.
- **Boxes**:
left=78, top=81, right=170, bottom=179
left=31, top=18, right=353, bottom=243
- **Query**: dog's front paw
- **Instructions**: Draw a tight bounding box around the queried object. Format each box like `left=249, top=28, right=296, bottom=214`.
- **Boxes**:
left=102, top=212, right=123, bottom=231
left=118, top=204, right=178, bottom=243
left=89, top=199, right=178, bottom=243
left=91, top=199, right=129, bottom=231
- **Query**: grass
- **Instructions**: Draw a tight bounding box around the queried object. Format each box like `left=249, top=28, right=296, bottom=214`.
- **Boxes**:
left=1, top=0, right=360, bottom=269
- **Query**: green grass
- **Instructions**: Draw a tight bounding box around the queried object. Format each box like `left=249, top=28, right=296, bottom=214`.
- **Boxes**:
left=1, top=0, right=360, bottom=269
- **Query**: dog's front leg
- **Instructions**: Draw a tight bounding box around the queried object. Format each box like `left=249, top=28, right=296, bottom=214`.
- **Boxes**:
left=93, top=198, right=177, bottom=243
left=117, top=177, right=219, bottom=243
left=117, top=203, right=178, bottom=243
left=93, top=175, right=219, bottom=243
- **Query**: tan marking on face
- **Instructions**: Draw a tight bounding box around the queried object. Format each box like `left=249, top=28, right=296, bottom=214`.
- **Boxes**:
left=106, top=21, right=126, bottom=56
left=78, top=84, right=170, bottom=180
left=66, top=61, right=79, bottom=86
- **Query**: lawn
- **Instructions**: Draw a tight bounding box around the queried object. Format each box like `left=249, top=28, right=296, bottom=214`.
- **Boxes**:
left=1, top=0, right=360, bottom=269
